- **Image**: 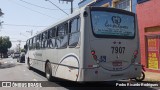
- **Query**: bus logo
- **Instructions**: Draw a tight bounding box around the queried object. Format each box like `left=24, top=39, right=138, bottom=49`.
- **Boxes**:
left=112, top=16, right=121, bottom=26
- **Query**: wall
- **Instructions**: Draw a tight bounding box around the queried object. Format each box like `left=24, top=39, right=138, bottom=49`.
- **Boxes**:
left=137, top=0, right=160, bottom=71
left=78, top=0, right=112, bottom=8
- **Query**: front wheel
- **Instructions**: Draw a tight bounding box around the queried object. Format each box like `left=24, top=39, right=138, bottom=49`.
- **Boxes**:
left=135, top=72, right=145, bottom=82
left=45, top=62, right=52, bottom=81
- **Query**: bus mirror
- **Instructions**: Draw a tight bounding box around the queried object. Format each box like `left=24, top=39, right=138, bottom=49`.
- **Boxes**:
left=24, top=44, right=27, bottom=50
left=83, top=11, right=88, bottom=17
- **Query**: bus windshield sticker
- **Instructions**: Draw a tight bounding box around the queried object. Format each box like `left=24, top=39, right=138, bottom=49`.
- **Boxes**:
left=91, top=11, right=135, bottom=37
left=99, top=56, right=106, bottom=62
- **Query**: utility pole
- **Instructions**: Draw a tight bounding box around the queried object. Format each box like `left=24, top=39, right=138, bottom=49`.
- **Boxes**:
left=45, top=0, right=69, bottom=15
left=20, top=32, right=28, bottom=38
left=0, top=8, right=4, bottom=31
left=59, top=0, right=74, bottom=14
left=17, top=40, right=21, bottom=52
left=26, top=30, right=33, bottom=36
left=0, top=21, right=3, bottom=31
left=71, top=0, right=73, bottom=14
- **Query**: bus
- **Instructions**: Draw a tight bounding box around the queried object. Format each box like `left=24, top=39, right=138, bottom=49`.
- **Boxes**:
left=25, top=6, right=141, bottom=82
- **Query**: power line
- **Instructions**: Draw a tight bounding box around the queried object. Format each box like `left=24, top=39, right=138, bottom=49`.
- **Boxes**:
left=7, top=0, right=58, bottom=19
left=45, top=0, right=69, bottom=15
left=19, top=0, right=70, bottom=11
left=2, top=24, right=47, bottom=27
left=11, top=41, right=26, bottom=42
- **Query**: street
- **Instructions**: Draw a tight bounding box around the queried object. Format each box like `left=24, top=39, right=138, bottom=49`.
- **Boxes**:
left=0, top=57, right=159, bottom=90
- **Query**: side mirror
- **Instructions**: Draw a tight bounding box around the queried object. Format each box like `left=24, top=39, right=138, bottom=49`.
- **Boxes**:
left=24, top=44, right=27, bottom=50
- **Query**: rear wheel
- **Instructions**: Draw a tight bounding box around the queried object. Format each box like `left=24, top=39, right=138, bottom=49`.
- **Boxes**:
left=45, top=62, right=52, bottom=81
left=135, top=72, right=145, bottom=82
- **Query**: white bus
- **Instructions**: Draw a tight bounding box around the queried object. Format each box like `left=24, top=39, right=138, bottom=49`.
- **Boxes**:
left=25, top=6, right=141, bottom=82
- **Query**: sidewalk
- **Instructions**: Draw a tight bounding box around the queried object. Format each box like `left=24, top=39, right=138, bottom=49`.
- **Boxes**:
left=0, top=58, right=2, bottom=65
left=144, top=71, right=160, bottom=81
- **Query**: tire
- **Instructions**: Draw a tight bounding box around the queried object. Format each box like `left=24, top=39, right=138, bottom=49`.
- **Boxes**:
left=27, top=58, right=32, bottom=70
left=20, top=57, right=22, bottom=63
left=45, top=62, right=52, bottom=81
left=135, top=72, right=145, bottom=82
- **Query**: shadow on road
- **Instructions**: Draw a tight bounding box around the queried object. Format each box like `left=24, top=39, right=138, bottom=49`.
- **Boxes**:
left=0, top=63, right=23, bottom=69
left=30, top=68, right=157, bottom=90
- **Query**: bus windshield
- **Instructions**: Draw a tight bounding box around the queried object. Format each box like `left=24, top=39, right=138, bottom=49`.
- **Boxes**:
left=91, top=11, right=135, bottom=38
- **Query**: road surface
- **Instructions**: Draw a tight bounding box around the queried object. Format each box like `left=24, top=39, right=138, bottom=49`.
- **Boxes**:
left=0, top=57, right=159, bottom=90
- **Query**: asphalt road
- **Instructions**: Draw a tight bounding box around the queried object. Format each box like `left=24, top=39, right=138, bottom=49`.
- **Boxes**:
left=0, top=57, right=159, bottom=90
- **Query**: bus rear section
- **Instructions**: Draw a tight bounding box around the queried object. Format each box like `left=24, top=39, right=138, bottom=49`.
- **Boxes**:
left=82, top=7, right=141, bottom=81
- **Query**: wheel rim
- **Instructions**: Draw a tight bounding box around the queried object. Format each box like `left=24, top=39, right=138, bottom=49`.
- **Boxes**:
left=136, top=72, right=144, bottom=80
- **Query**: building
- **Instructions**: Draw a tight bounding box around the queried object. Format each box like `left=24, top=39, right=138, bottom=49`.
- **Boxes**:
left=112, top=0, right=137, bottom=13
left=78, top=0, right=112, bottom=8
left=78, top=0, right=137, bottom=13
left=137, top=0, right=160, bottom=72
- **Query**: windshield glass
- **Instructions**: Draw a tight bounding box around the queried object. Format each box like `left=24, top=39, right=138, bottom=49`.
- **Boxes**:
left=91, top=11, right=135, bottom=38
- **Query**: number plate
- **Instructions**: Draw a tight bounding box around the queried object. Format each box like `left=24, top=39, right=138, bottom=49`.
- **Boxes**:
left=112, top=61, right=122, bottom=66
left=111, top=47, right=125, bottom=54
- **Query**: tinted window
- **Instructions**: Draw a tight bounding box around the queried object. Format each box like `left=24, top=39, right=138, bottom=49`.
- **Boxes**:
left=69, top=17, right=80, bottom=47
left=57, top=23, right=68, bottom=49
left=58, top=23, right=68, bottom=36
left=49, top=28, right=56, bottom=38
left=36, top=35, right=40, bottom=49
left=29, top=38, right=33, bottom=50
left=57, top=35, right=68, bottom=49
left=33, top=37, right=36, bottom=49
left=48, top=38, right=56, bottom=48
left=70, top=18, right=80, bottom=33
left=69, top=32, right=80, bottom=47
left=91, top=11, right=135, bottom=38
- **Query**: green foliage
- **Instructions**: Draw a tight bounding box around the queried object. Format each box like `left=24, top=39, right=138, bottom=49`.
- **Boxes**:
left=21, top=48, right=26, bottom=52
left=0, top=36, right=12, bottom=58
left=0, top=8, right=4, bottom=17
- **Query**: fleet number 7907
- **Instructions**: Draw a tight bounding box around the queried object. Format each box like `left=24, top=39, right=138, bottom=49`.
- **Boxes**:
left=111, top=47, right=125, bottom=54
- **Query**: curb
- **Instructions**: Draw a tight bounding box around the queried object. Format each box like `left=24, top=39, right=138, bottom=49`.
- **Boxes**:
left=144, top=78, right=160, bottom=82
left=144, top=72, right=160, bottom=82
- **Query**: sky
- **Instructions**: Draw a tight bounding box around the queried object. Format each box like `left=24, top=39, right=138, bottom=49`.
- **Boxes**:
left=0, top=0, right=80, bottom=50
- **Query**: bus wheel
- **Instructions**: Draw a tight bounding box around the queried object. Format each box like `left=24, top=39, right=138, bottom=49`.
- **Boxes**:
left=45, top=62, right=52, bottom=81
left=135, top=72, right=145, bottom=82
left=27, top=58, right=31, bottom=70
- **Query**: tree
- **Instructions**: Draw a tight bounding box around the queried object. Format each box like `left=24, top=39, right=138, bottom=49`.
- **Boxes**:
left=0, top=8, right=4, bottom=26
left=21, top=48, right=26, bottom=53
left=0, top=8, right=3, bottom=17
left=0, top=36, right=12, bottom=58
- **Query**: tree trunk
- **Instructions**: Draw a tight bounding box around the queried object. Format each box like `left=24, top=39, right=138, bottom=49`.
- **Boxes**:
left=0, top=53, right=2, bottom=58
left=3, top=52, right=8, bottom=58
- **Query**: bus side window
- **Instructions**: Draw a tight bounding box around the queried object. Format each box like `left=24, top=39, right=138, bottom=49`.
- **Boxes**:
left=39, top=34, right=42, bottom=49
left=48, top=28, right=56, bottom=48
left=36, top=35, right=40, bottom=49
left=33, top=36, right=36, bottom=49
left=25, top=40, right=29, bottom=51
left=69, top=17, right=80, bottom=48
left=56, top=23, right=68, bottom=49
left=42, top=31, right=48, bottom=48
left=44, top=31, right=48, bottom=48
left=29, top=38, right=33, bottom=50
